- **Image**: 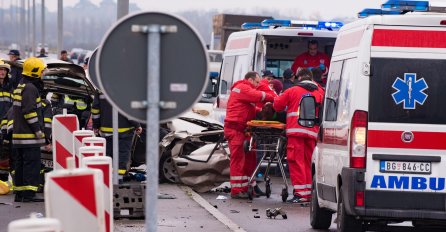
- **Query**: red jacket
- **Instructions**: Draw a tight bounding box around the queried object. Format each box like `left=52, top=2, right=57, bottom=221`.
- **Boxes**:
left=273, top=80, right=324, bottom=140
left=256, top=79, right=278, bottom=110
left=225, top=79, right=274, bottom=130
left=291, top=51, right=330, bottom=74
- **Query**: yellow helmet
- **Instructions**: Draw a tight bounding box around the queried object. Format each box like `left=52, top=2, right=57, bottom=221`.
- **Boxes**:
left=0, top=59, right=10, bottom=73
left=22, top=57, right=46, bottom=78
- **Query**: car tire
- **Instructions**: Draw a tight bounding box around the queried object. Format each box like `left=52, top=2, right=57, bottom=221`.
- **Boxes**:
left=310, top=178, right=333, bottom=229
left=337, top=187, right=363, bottom=232
left=159, top=148, right=180, bottom=183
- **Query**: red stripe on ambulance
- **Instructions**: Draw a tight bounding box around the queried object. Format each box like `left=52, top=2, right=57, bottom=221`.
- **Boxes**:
left=372, top=29, right=446, bottom=48
left=368, top=130, right=446, bottom=150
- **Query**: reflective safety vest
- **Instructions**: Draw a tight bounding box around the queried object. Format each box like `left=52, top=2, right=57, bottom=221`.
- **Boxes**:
left=12, top=79, right=46, bottom=147
left=0, top=82, right=13, bottom=119
left=64, top=95, right=87, bottom=110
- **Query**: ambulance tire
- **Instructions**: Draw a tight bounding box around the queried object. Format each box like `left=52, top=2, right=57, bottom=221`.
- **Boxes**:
left=337, top=187, right=364, bottom=232
left=310, top=178, right=332, bottom=229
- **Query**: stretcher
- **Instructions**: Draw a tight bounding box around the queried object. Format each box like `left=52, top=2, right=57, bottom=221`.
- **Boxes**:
left=244, top=120, right=289, bottom=202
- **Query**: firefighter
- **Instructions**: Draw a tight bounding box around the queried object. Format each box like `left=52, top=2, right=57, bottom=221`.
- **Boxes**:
left=91, top=91, right=142, bottom=174
left=0, top=60, right=12, bottom=181
left=12, top=57, right=46, bottom=202
left=224, top=71, right=275, bottom=199
left=273, top=68, right=324, bottom=204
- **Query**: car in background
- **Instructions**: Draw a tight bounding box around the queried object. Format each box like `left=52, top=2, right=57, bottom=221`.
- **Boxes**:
left=37, top=43, right=49, bottom=54
left=69, top=48, right=84, bottom=63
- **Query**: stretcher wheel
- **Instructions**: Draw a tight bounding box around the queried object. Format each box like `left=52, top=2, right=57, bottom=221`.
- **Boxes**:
left=243, top=140, right=250, bottom=153
left=281, top=187, right=288, bottom=202
left=265, top=183, right=271, bottom=198
left=248, top=185, right=254, bottom=200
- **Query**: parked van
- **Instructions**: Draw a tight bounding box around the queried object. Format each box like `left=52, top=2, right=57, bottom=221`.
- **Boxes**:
left=310, top=8, right=446, bottom=232
left=213, top=20, right=341, bottom=124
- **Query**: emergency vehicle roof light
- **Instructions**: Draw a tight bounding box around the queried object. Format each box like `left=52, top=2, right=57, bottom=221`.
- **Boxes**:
left=317, top=21, right=344, bottom=30
left=241, top=22, right=268, bottom=30
left=261, top=19, right=292, bottom=27
left=358, top=8, right=401, bottom=18
left=381, top=0, right=429, bottom=12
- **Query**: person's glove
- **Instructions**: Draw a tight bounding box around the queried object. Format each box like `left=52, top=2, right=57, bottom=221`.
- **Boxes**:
left=319, top=63, right=326, bottom=71
left=36, top=131, right=45, bottom=139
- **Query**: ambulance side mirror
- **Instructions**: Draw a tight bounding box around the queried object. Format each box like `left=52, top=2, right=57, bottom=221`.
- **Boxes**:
left=298, top=96, right=316, bottom=128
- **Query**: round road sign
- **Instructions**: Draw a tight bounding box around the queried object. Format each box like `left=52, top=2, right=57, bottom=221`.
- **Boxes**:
left=96, top=11, right=209, bottom=123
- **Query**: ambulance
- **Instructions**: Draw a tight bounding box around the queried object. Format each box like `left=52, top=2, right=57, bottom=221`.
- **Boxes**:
left=213, top=19, right=342, bottom=124
left=309, top=1, right=446, bottom=231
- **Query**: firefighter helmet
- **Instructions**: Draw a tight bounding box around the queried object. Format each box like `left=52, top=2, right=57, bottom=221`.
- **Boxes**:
left=0, top=59, right=10, bottom=73
left=22, top=57, right=46, bottom=78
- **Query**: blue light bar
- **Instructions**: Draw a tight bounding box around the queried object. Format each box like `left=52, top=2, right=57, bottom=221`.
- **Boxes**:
left=358, top=8, right=401, bottom=18
left=261, top=19, right=291, bottom=27
left=241, top=22, right=268, bottom=30
left=318, top=21, right=343, bottom=29
left=382, top=0, right=429, bottom=12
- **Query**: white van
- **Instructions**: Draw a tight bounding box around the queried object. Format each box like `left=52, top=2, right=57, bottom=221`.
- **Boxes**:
left=310, top=11, right=446, bottom=232
left=213, top=20, right=341, bottom=124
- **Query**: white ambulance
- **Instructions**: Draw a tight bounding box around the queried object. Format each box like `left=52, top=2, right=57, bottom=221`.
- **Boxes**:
left=213, top=20, right=341, bottom=124
left=309, top=7, right=446, bottom=232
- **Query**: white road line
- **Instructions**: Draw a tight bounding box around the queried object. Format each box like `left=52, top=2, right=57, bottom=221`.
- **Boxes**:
left=179, top=185, right=246, bottom=232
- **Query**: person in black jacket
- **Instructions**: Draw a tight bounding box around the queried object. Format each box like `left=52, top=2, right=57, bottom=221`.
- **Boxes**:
left=12, top=57, right=46, bottom=202
left=282, top=68, right=296, bottom=92
left=0, top=59, right=12, bottom=122
left=7, top=50, right=23, bottom=89
left=92, top=91, right=142, bottom=174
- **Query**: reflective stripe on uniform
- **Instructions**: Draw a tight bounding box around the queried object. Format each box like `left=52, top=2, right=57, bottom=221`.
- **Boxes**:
left=12, top=138, right=46, bottom=145
left=91, top=108, right=100, bottom=114
left=232, top=88, right=240, bottom=93
left=230, top=176, right=249, bottom=181
left=44, top=118, right=52, bottom=123
left=100, top=127, right=133, bottom=133
left=92, top=115, right=100, bottom=119
left=118, top=169, right=126, bottom=175
left=14, top=185, right=38, bottom=191
left=13, top=133, right=36, bottom=139
left=230, top=182, right=249, bottom=188
left=293, top=184, right=307, bottom=190
left=24, top=112, right=37, bottom=119
left=286, top=128, right=318, bottom=137
left=287, top=112, right=299, bottom=117
left=26, top=117, right=38, bottom=124
left=13, top=101, right=21, bottom=106
left=36, top=103, right=42, bottom=108
left=45, top=123, right=51, bottom=128
left=295, top=190, right=311, bottom=196
left=261, top=91, right=266, bottom=101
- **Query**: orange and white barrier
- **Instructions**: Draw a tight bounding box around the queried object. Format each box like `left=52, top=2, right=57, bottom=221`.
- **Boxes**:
left=73, top=130, right=95, bottom=168
left=52, top=114, right=79, bottom=170
left=82, top=156, right=113, bottom=232
left=45, top=158, right=105, bottom=232
left=82, top=137, right=106, bottom=151
left=8, top=213, right=61, bottom=232
left=79, top=146, right=105, bottom=167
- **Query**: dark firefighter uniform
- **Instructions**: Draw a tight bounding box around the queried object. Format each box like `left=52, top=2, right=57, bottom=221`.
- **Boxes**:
left=92, top=92, right=140, bottom=173
left=0, top=59, right=13, bottom=181
left=12, top=57, right=46, bottom=202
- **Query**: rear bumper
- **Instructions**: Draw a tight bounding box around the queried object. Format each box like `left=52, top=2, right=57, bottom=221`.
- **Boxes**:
left=342, top=167, right=446, bottom=220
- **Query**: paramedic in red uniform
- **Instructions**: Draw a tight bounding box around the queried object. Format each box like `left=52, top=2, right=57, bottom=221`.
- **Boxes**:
left=291, top=40, right=330, bottom=76
left=256, top=70, right=278, bottom=110
left=224, top=71, right=275, bottom=199
left=273, top=68, right=324, bottom=203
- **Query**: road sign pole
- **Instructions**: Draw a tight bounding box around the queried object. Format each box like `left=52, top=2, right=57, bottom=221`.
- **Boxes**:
left=146, top=24, right=161, bottom=232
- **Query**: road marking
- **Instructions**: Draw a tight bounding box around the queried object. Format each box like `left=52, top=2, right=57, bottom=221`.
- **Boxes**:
left=179, top=185, right=246, bottom=232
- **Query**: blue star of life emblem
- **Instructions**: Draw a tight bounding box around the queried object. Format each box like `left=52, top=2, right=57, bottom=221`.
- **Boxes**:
left=391, top=73, right=428, bottom=110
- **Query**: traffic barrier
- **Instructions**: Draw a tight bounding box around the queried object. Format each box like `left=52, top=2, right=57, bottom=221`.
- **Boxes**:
left=79, top=146, right=105, bottom=167
left=82, top=156, right=113, bottom=232
left=45, top=158, right=105, bottom=232
left=73, top=130, right=95, bottom=168
left=8, top=213, right=61, bottom=232
left=52, top=114, right=79, bottom=170
left=82, top=137, right=106, bottom=151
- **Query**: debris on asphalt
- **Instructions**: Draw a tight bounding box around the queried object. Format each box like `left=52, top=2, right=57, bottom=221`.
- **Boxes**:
left=213, top=205, right=218, bottom=209
left=266, top=208, right=288, bottom=219
left=0, top=202, right=12, bottom=205
left=158, top=193, right=176, bottom=199
left=254, top=215, right=260, bottom=218
left=252, top=208, right=258, bottom=212
left=216, top=195, right=228, bottom=200
left=230, top=210, right=240, bottom=213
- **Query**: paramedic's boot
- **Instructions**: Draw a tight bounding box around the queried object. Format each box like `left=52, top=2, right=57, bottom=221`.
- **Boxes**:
left=287, top=195, right=309, bottom=206
left=21, top=191, right=44, bottom=203
left=14, top=192, right=23, bottom=202
left=254, top=185, right=266, bottom=197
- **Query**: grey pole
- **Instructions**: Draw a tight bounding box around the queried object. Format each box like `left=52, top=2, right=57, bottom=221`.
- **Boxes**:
left=146, top=24, right=161, bottom=232
left=41, top=0, right=44, bottom=50
left=27, top=0, right=30, bottom=57
left=57, top=0, right=62, bottom=55
left=32, top=0, right=35, bottom=56
left=20, top=0, right=25, bottom=56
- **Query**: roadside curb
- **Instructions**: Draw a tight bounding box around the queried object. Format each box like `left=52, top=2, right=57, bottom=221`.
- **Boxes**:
left=179, top=185, right=246, bottom=232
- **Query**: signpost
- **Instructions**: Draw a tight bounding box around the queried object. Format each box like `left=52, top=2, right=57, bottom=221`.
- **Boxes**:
left=96, top=12, right=208, bottom=232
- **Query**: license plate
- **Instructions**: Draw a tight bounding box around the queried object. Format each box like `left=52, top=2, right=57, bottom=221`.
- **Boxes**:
left=380, top=160, right=431, bottom=174
left=41, top=159, right=53, bottom=168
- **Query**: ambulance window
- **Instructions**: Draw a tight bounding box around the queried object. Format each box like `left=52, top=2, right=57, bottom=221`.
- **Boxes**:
left=232, top=55, right=248, bottom=83
left=369, top=58, right=446, bottom=124
left=324, top=61, right=344, bottom=121
left=220, top=56, right=236, bottom=95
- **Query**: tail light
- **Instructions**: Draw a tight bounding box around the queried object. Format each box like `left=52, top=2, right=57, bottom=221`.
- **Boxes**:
left=355, top=191, right=364, bottom=207
left=350, top=110, right=368, bottom=168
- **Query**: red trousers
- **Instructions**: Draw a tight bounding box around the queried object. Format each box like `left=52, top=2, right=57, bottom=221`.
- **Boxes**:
left=224, top=128, right=256, bottom=195
left=287, top=136, right=316, bottom=199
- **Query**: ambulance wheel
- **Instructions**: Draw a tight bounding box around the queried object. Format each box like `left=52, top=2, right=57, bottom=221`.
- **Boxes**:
left=310, top=179, right=333, bottom=229
left=281, top=187, right=288, bottom=202
left=243, top=140, right=250, bottom=153
left=248, top=185, right=254, bottom=200
left=265, top=182, right=271, bottom=198
left=337, top=187, right=364, bottom=232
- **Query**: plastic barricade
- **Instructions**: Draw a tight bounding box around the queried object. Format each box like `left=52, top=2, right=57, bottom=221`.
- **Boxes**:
left=72, top=130, right=95, bottom=167
left=52, top=114, right=79, bottom=170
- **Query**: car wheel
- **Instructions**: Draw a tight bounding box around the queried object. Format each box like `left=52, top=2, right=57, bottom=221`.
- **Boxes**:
left=337, top=187, right=363, bottom=232
left=310, top=178, right=333, bottom=229
left=159, top=148, right=180, bottom=183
